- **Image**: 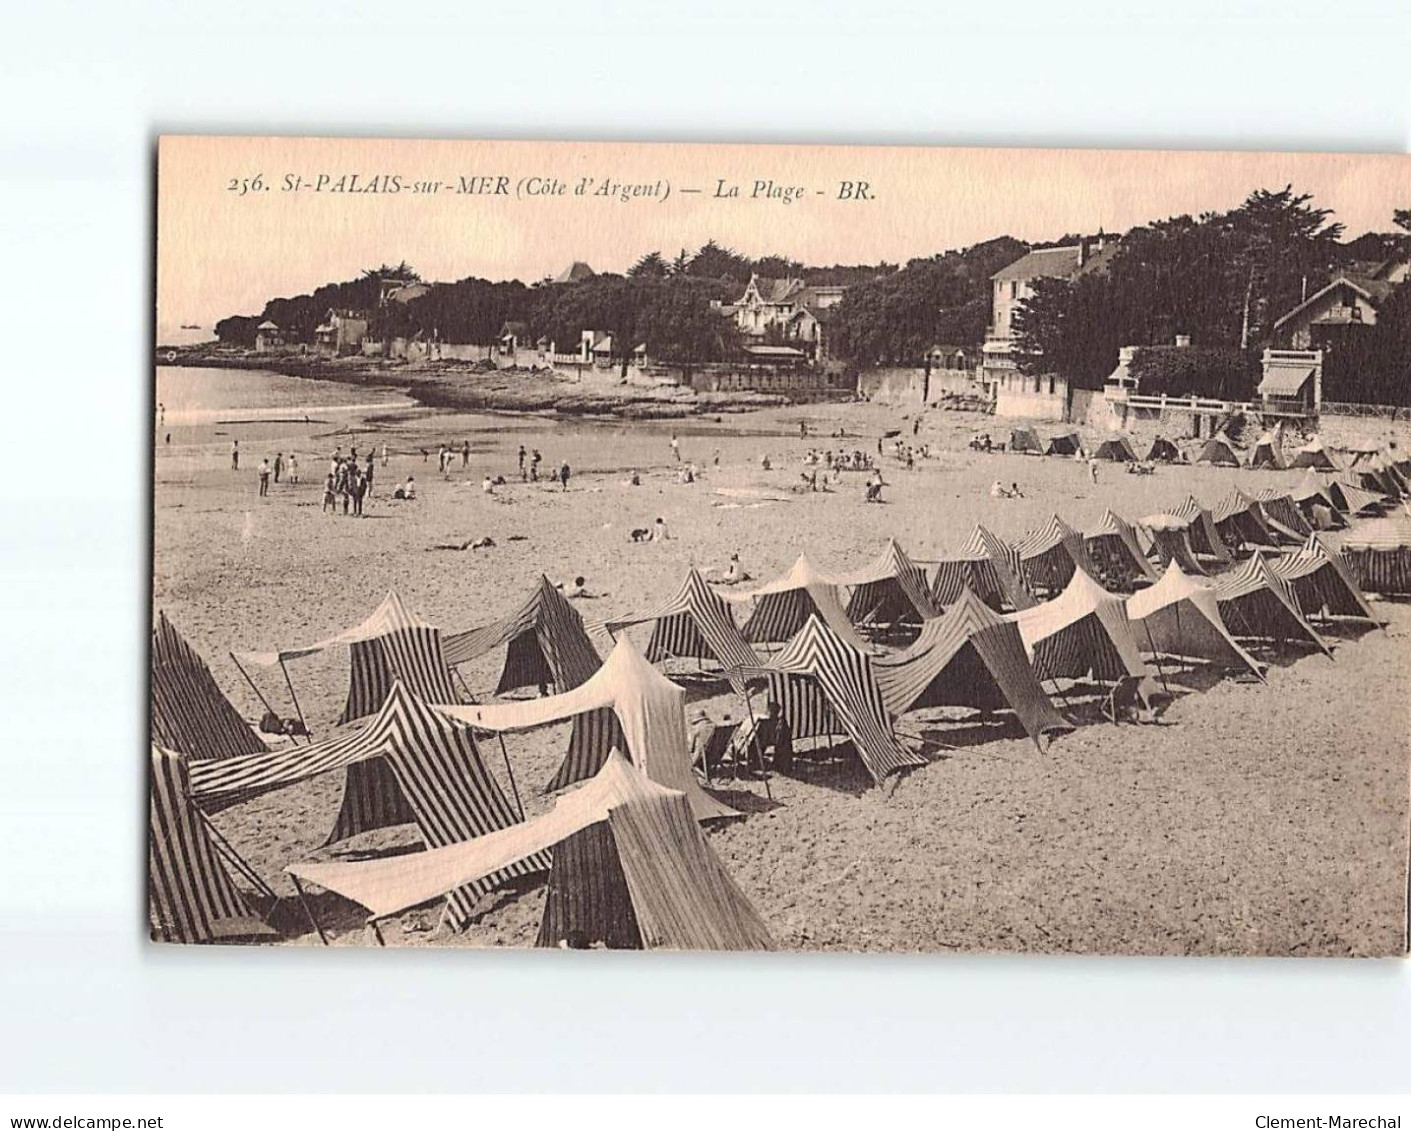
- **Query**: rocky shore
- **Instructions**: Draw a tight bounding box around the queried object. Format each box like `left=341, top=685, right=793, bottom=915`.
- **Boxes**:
left=158, top=345, right=797, bottom=420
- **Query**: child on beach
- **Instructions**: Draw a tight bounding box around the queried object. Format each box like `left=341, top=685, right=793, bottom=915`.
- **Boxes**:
left=560, top=460, right=571, bottom=491
left=322, top=473, right=337, bottom=512
left=651, top=517, right=670, bottom=542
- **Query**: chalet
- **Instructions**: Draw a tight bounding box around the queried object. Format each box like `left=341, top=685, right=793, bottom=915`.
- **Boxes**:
left=580, top=330, right=647, bottom=367
left=254, top=320, right=284, bottom=353
left=721, top=274, right=847, bottom=360
left=314, top=308, right=369, bottom=355
left=983, top=235, right=1118, bottom=420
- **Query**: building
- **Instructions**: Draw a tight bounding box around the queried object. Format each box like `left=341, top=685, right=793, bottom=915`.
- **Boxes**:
left=580, top=330, right=647, bottom=368
left=313, top=308, right=369, bottom=355
left=983, top=235, right=1118, bottom=420
left=253, top=320, right=284, bottom=353
left=720, top=274, right=847, bottom=361
left=553, top=261, right=597, bottom=284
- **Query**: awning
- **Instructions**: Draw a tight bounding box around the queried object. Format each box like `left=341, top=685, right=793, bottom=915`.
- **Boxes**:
left=1258, top=363, right=1314, bottom=397
left=743, top=345, right=806, bottom=358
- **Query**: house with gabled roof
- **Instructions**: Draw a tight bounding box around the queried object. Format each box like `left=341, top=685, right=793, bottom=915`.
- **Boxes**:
left=553, top=261, right=596, bottom=284
left=722, top=273, right=848, bottom=361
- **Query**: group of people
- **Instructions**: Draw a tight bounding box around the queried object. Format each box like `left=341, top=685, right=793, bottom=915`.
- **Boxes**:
left=322, top=447, right=377, bottom=516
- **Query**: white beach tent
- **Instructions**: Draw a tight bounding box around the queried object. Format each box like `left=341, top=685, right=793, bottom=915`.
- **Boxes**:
left=1125, top=563, right=1264, bottom=680
left=1009, top=568, right=1153, bottom=688
left=434, top=634, right=735, bottom=822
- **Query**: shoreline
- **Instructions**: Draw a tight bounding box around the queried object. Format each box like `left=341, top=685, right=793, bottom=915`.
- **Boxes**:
left=158, top=346, right=807, bottom=421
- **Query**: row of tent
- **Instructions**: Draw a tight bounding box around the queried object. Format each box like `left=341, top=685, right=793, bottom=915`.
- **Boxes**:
left=1006, top=426, right=1411, bottom=481
left=151, top=493, right=1388, bottom=946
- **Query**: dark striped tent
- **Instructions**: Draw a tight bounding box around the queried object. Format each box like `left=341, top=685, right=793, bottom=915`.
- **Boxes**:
left=1125, top=563, right=1263, bottom=680
left=1253, top=490, right=1314, bottom=541
left=1288, top=441, right=1338, bottom=471
left=1009, top=426, right=1043, bottom=454
left=1092, top=435, right=1138, bottom=462
left=736, top=615, right=927, bottom=785
left=234, top=590, right=461, bottom=725
left=436, top=635, right=736, bottom=823
left=1083, top=509, right=1160, bottom=591
left=1010, top=569, right=1152, bottom=687
left=149, top=745, right=274, bottom=944
left=1290, top=474, right=1347, bottom=530
left=1170, top=496, right=1233, bottom=564
left=930, top=524, right=1034, bottom=613
left=1146, top=437, right=1181, bottom=463
left=188, top=682, right=547, bottom=929
left=729, top=553, right=870, bottom=651
left=874, top=588, right=1070, bottom=750
left=1138, top=513, right=1207, bottom=576
left=151, top=611, right=267, bottom=760
left=1248, top=432, right=1286, bottom=470
left=1045, top=432, right=1083, bottom=457
left=1341, top=515, right=1411, bottom=595
left=602, top=566, right=759, bottom=688
left=1195, top=437, right=1241, bottom=467
left=1213, top=552, right=1332, bottom=658
left=288, top=751, right=773, bottom=951
left=1211, top=490, right=1280, bottom=552
left=1271, top=534, right=1379, bottom=623
left=837, top=538, right=940, bottom=627
left=1328, top=478, right=1388, bottom=517
left=443, top=575, right=601, bottom=697
left=1012, top=514, right=1101, bottom=598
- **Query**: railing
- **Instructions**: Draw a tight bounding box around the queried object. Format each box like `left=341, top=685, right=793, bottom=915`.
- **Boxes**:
left=1321, top=400, right=1409, bottom=419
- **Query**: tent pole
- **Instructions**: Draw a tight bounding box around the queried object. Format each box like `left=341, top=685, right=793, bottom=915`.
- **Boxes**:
left=497, top=732, right=526, bottom=820
left=279, top=658, right=311, bottom=740
left=451, top=666, right=479, bottom=705
left=739, top=682, right=771, bottom=801
left=229, top=651, right=283, bottom=736
left=290, top=875, right=328, bottom=946
left=1143, top=622, right=1171, bottom=696
left=370, top=918, right=387, bottom=947
left=199, top=809, right=276, bottom=903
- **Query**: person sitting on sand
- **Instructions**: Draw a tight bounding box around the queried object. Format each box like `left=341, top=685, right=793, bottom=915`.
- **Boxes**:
left=1010, top=481, right=1024, bottom=498
left=393, top=476, right=416, bottom=501
left=651, top=517, right=670, bottom=542
left=760, top=454, right=771, bottom=471
left=990, top=480, right=1009, bottom=499
left=628, top=469, right=641, bottom=486
left=482, top=475, right=495, bottom=495
left=723, top=553, right=749, bottom=584
left=558, top=576, right=589, bottom=599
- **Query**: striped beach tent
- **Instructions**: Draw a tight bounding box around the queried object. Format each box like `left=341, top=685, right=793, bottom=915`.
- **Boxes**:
left=1170, top=496, right=1233, bottom=564
left=288, top=751, right=772, bottom=951
left=235, top=590, right=461, bottom=725
left=735, top=615, right=927, bottom=785
left=1138, top=512, right=1207, bottom=576
left=1352, top=454, right=1404, bottom=500
left=930, top=524, right=1035, bottom=613
left=188, top=682, right=547, bottom=927
left=1125, top=563, right=1263, bottom=680
left=1271, top=534, right=1379, bottom=623
left=1340, top=514, right=1411, bottom=595
left=1252, top=490, right=1314, bottom=540
left=873, top=589, right=1070, bottom=750
left=1328, top=478, right=1388, bottom=517
left=444, top=575, right=601, bottom=697
left=1290, top=473, right=1347, bottom=530
left=1195, top=437, right=1241, bottom=467
left=602, top=566, right=760, bottom=687
left=1145, top=436, right=1181, bottom=463
left=1084, top=509, right=1160, bottom=590
left=727, top=553, right=870, bottom=651
left=1213, top=553, right=1332, bottom=658
left=151, top=612, right=267, bottom=760
left=1288, top=438, right=1338, bottom=471
left=1211, top=489, right=1280, bottom=551
left=1013, top=514, right=1100, bottom=597
left=1045, top=431, right=1083, bottom=457
left=1248, top=431, right=1286, bottom=470
left=1009, top=568, right=1152, bottom=687
left=1009, top=426, right=1044, bottom=454
left=1093, top=435, right=1138, bottom=462
left=837, top=538, right=940, bottom=626
left=149, top=745, right=275, bottom=944
left=436, top=635, right=735, bottom=823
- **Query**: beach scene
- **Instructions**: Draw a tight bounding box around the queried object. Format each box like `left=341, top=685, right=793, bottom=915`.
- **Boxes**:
left=150, top=137, right=1411, bottom=955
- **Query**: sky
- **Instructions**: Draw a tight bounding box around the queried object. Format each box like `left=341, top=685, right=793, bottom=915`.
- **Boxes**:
left=156, top=136, right=1411, bottom=329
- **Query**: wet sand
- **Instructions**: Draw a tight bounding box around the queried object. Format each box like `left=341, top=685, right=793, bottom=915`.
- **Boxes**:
left=152, top=390, right=1411, bottom=955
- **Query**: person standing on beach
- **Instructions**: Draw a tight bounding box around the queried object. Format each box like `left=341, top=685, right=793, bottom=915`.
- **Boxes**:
left=158, top=403, right=165, bottom=428
left=670, top=433, right=681, bottom=463
left=518, top=445, right=527, bottom=479
left=437, top=444, right=446, bottom=474
left=257, top=458, right=270, bottom=497
left=1088, top=457, right=1099, bottom=486
left=461, top=440, right=470, bottom=470
left=322, top=472, right=337, bottom=513
left=364, top=452, right=375, bottom=497
left=381, top=442, right=389, bottom=468
left=288, top=452, right=299, bottom=484
left=351, top=466, right=367, bottom=517
left=273, top=452, right=283, bottom=484
left=231, top=439, right=239, bottom=471
left=559, top=460, right=571, bottom=491
left=531, top=449, right=541, bottom=481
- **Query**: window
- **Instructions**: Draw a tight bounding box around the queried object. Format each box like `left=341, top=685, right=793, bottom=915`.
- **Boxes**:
left=1009, top=281, right=1018, bottom=300
left=1048, top=375, right=1055, bottom=395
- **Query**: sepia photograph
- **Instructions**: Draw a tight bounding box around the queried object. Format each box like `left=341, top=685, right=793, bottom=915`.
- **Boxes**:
left=151, top=136, right=1411, bottom=957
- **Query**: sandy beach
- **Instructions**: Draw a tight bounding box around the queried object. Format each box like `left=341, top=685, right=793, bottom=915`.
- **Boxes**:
left=152, top=366, right=1411, bottom=955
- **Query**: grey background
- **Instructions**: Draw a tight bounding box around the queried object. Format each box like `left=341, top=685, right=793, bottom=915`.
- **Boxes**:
left=1, top=0, right=1409, bottom=1093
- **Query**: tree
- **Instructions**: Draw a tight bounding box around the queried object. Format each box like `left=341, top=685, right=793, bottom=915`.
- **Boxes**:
left=628, top=251, right=668, bottom=278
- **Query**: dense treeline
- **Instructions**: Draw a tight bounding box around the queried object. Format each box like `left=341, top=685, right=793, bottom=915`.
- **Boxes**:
left=1012, top=189, right=1411, bottom=401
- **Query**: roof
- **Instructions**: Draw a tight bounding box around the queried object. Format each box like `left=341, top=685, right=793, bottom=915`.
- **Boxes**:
left=256, top=320, right=279, bottom=331
left=991, top=239, right=1120, bottom=284
left=745, top=275, right=807, bottom=304
left=554, top=261, right=596, bottom=283
left=498, top=320, right=528, bottom=338
left=386, top=283, right=430, bottom=304
left=1272, top=273, right=1397, bottom=334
